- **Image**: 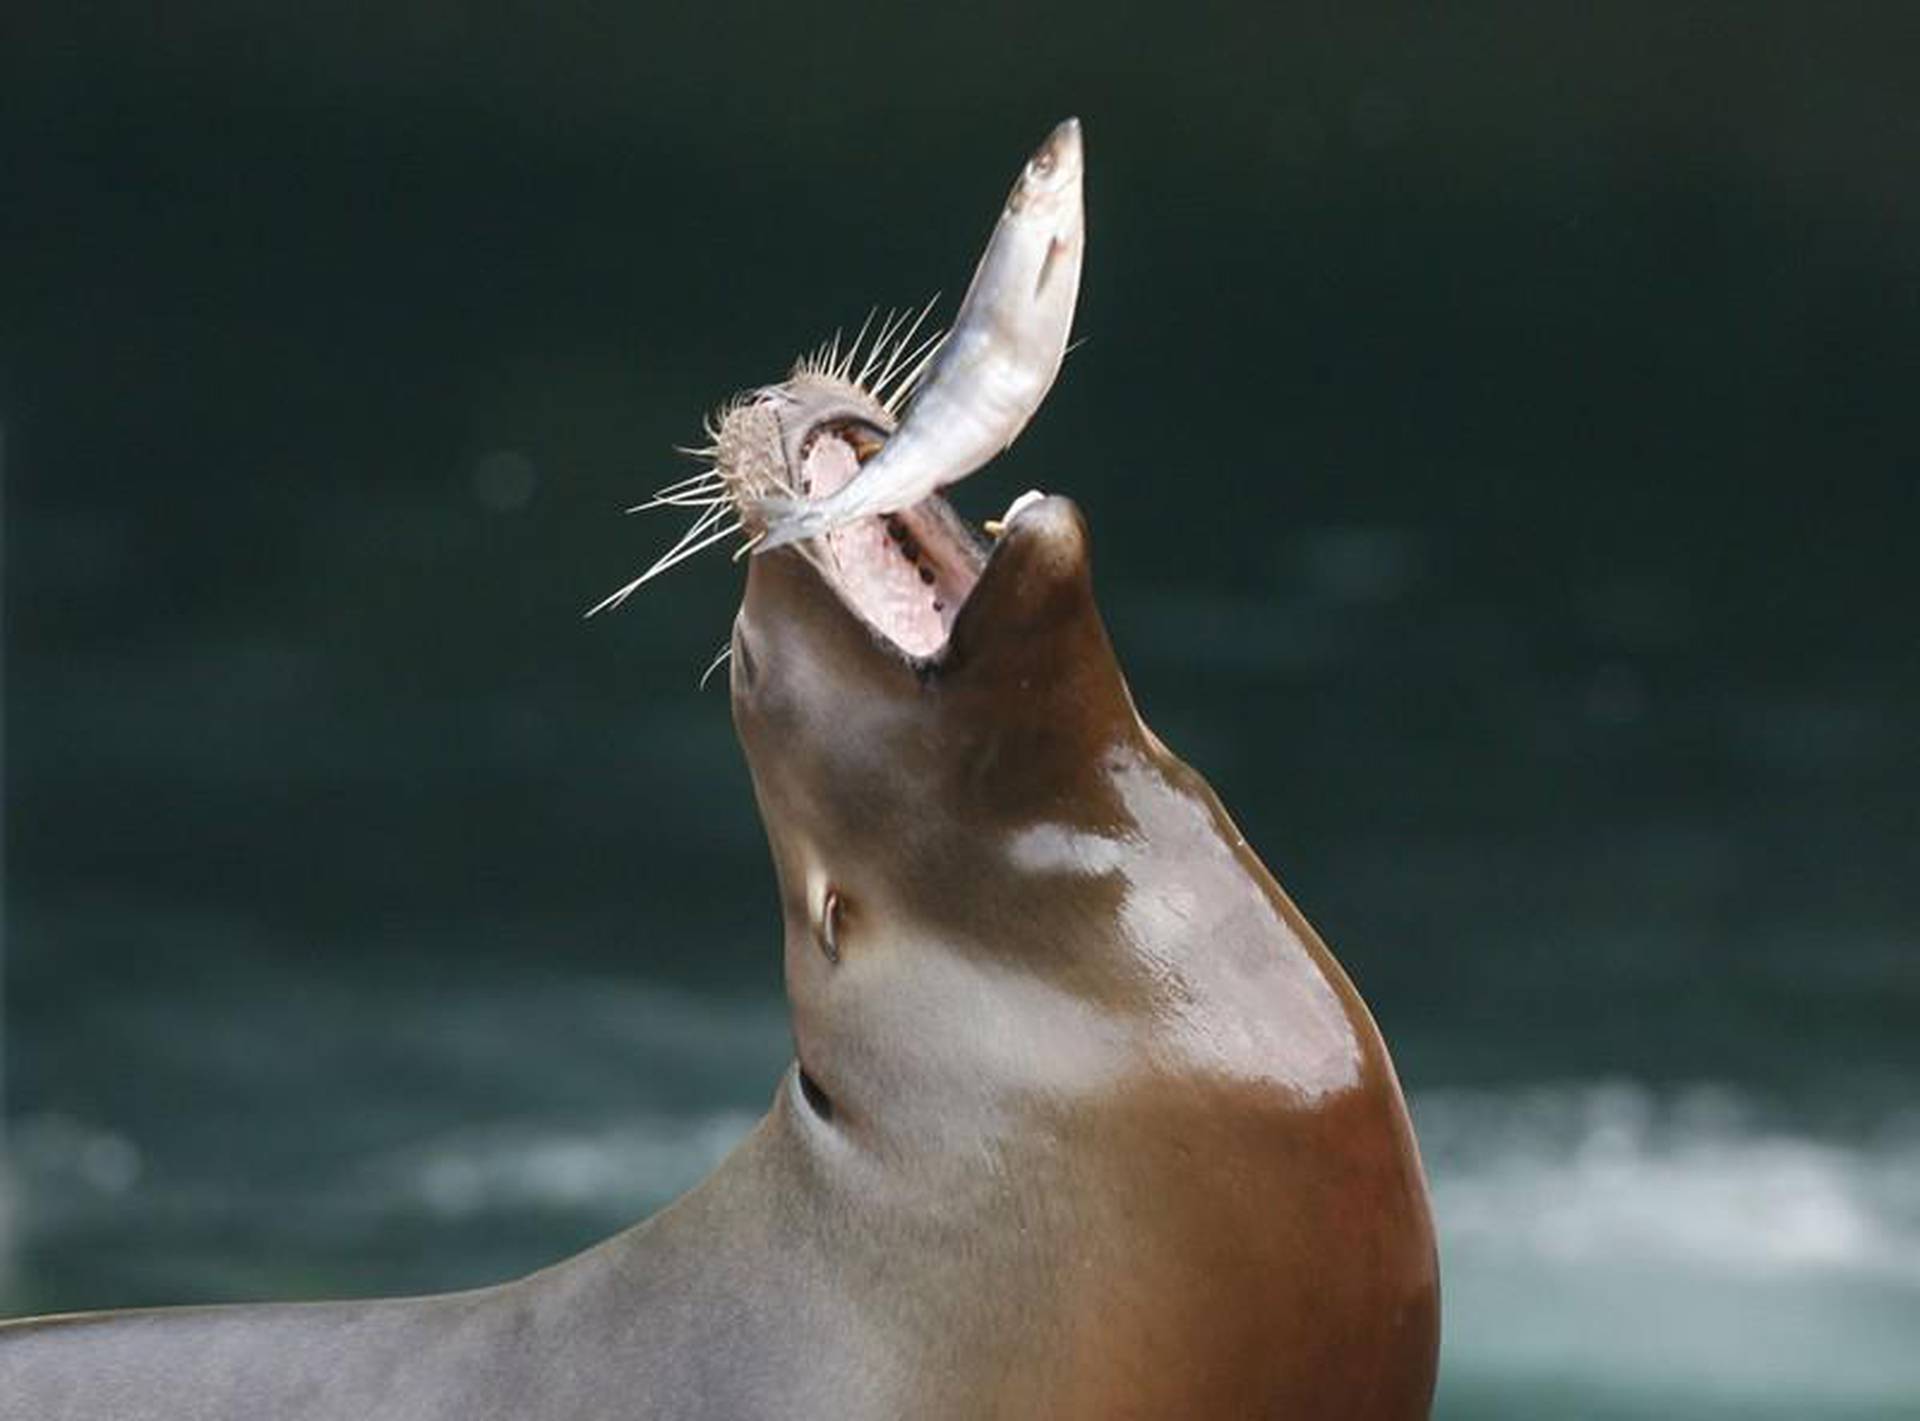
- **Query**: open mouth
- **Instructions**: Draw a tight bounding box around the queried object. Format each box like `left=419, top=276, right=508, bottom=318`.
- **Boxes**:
left=590, top=348, right=1058, bottom=660
left=780, top=417, right=989, bottom=660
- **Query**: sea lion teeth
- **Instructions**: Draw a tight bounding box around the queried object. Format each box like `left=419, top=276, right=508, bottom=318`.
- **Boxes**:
left=1003, top=488, right=1047, bottom=524
left=984, top=489, right=1047, bottom=538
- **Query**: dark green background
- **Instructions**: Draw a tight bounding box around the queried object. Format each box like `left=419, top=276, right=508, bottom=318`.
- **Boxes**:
left=3, top=7, right=1916, bottom=1417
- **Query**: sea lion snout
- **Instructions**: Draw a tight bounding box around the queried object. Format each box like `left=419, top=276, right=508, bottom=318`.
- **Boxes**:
left=733, top=491, right=1143, bottom=827
left=729, top=489, right=1151, bottom=996
left=943, top=493, right=1094, bottom=659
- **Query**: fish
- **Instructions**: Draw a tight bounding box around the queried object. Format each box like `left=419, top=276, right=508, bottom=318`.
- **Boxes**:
left=749, top=117, right=1086, bottom=553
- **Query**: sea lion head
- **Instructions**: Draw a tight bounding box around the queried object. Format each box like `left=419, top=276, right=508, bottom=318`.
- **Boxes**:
left=713, top=367, right=1369, bottom=1157
left=731, top=486, right=1141, bottom=852
left=720, top=364, right=1145, bottom=836
left=724, top=369, right=1149, bottom=941
left=712, top=353, right=1181, bottom=1111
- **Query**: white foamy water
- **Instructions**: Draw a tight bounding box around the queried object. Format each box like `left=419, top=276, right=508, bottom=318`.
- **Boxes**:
left=366, top=1111, right=762, bottom=1221
left=1419, top=1082, right=1920, bottom=1417
left=1422, top=1081, right=1920, bottom=1282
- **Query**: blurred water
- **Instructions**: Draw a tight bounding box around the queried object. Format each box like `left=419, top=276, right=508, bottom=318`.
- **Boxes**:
left=1428, top=1085, right=1920, bottom=1418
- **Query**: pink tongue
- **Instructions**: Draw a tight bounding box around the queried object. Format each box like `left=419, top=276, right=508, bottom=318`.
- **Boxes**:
left=800, top=433, right=862, bottom=498
left=799, top=434, right=948, bottom=658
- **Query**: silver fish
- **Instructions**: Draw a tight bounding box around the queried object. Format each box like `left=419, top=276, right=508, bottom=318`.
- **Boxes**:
left=752, top=117, right=1086, bottom=552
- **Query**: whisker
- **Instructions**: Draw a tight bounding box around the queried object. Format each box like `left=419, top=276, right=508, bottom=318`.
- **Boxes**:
left=629, top=481, right=728, bottom=513
left=697, top=640, right=733, bottom=690
left=597, top=501, right=732, bottom=599
left=654, top=515, right=744, bottom=570
left=640, top=467, right=728, bottom=499
left=837, top=308, right=877, bottom=382
left=633, top=485, right=730, bottom=512
left=868, top=295, right=940, bottom=397
left=878, top=326, right=947, bottom=410
left=856, top=306, right=911, bottom=387
left=586, top=514, right=747, bottom=617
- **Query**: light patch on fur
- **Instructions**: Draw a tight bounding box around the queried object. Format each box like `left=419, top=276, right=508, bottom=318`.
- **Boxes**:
left=1005, top=823, right=1129, bottom=877
left=1103, top=754, right=1366, bottom=1104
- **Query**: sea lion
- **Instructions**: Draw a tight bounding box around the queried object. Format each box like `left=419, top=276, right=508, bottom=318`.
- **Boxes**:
left=0, top=488, right=1438, bottom=1419
left=1, top=126, right=1438, bottom=1419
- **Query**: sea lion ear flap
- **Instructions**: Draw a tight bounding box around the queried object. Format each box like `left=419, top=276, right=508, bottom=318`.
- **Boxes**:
left=939, top=496, right=1142, bottom=751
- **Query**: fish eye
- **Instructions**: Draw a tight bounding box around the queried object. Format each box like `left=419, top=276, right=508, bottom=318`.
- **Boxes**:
left=1029, top=150, right=1056, bottom=178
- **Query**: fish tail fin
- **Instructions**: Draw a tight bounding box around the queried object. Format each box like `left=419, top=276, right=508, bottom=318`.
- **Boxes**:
left=752, top=495, right=838, bottom=553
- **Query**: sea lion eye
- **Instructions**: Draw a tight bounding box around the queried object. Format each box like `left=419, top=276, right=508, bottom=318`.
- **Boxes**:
left=797, top=1066, right=834, bottom=1121
left=817, top=888, right=844, bottom=964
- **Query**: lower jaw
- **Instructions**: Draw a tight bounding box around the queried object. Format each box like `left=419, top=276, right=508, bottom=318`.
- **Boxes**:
left=811, top=497, right=984, bottom=658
